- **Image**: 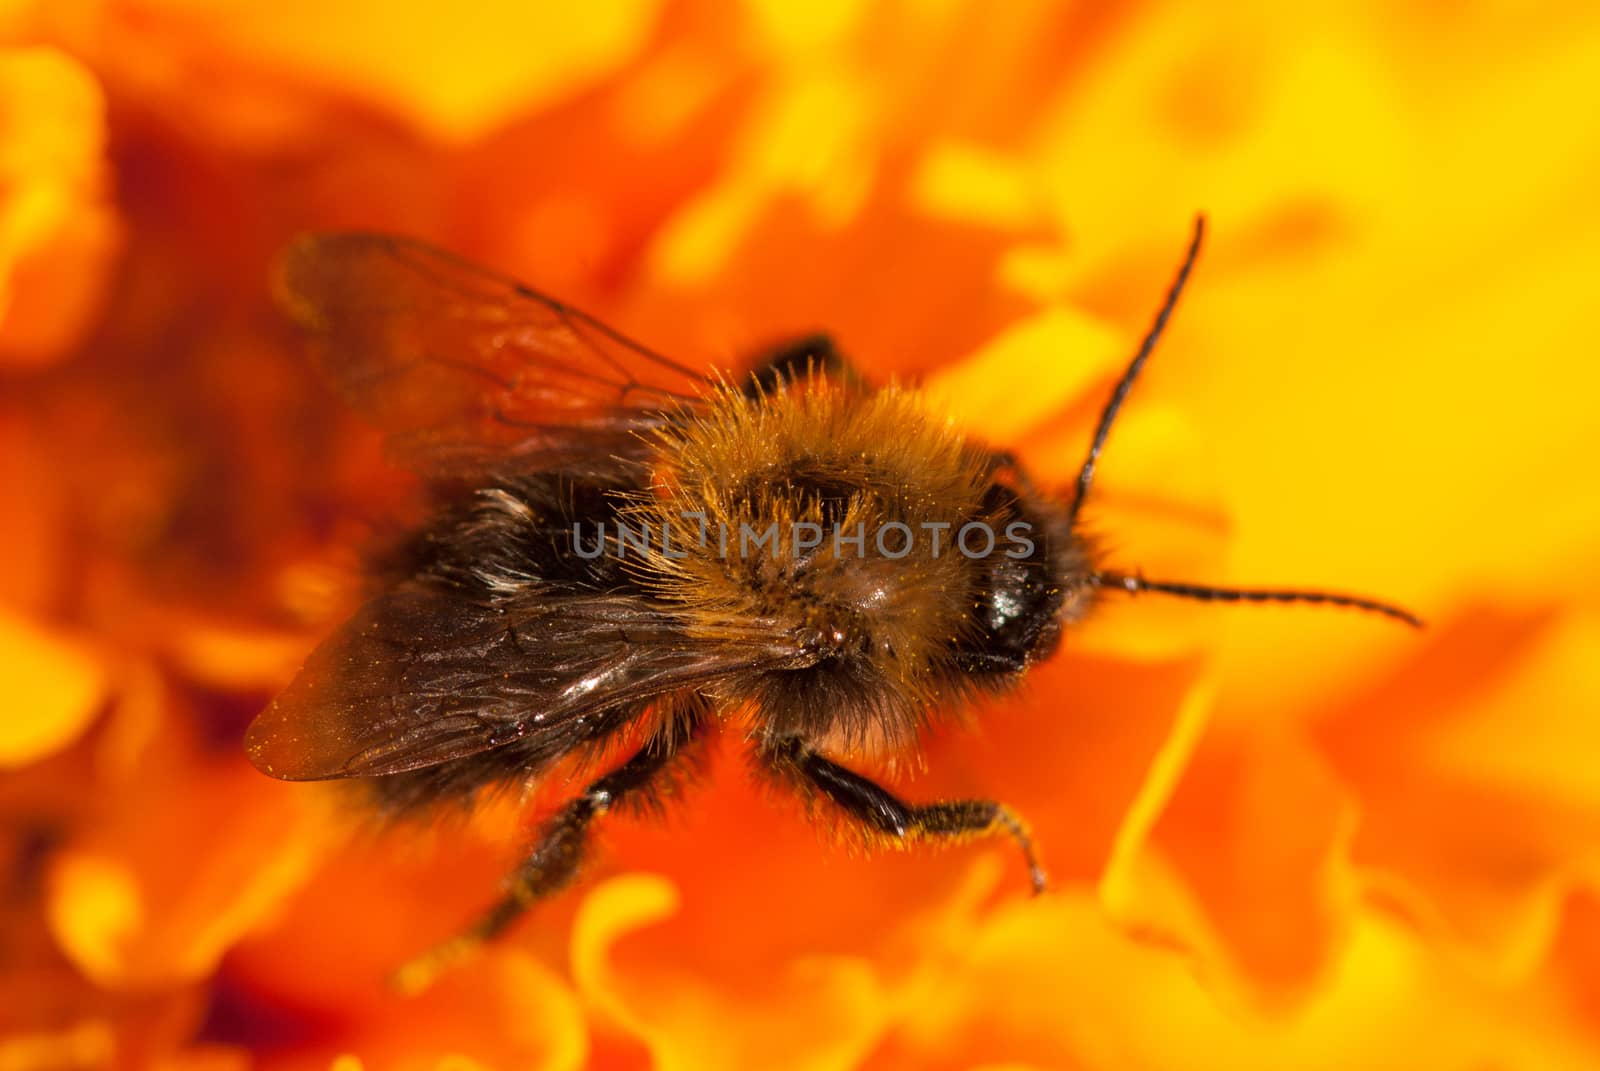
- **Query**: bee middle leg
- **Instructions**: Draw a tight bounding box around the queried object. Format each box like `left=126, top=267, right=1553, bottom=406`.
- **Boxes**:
left=760, top=737, right=1047, bottom=893
left=394, top=714, right=704, bottom=992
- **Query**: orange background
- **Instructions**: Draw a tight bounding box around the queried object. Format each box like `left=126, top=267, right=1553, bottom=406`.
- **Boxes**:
left=3, top=2, right=1599, bottom=1069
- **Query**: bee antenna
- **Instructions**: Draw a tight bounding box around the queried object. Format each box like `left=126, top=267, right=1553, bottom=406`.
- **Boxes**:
left=1095, top=571, right=1424, bottom=628
left=1067, top=215, right=1206, bottom=526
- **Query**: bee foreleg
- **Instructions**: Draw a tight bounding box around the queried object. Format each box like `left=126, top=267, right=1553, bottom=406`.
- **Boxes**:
left=743, top=333, right=854, bottom=395
left=983, top=448, right=1039, bottom=496
left=760, top=737, right=1047, bottom=894
left=393, top=713, right=704, bottom=993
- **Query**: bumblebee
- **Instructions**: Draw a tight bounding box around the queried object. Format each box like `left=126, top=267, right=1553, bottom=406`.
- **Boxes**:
left=246, top=217, right=1418, bottom=988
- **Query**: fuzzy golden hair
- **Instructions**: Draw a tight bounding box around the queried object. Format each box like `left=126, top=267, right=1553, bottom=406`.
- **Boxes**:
left=629, top=377, right=1000, bottom=749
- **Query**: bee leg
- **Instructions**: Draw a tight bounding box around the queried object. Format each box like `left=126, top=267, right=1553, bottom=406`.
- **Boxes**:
left=761, top=737, right=1047, bottom=894
left=985, top=448, right=1040, bottom=496
left=743, top=333, right=857, bottom=395
left=393, top=717, right=702, bottom=993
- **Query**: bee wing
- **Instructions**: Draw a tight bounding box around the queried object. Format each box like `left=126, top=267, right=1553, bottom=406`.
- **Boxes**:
left=246, top=585, right=798, bottom=781
left=276, top=233, right=710, bottom=479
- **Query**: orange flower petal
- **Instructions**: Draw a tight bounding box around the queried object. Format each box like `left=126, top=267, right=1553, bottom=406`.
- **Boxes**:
left=573, top=873, right=891, bottom=1071
left=873, top=890, right=1600, bottom=1069
left=4, top=1, right=1600, bottom=1065
left=47, top=763, right=326, bottom=989
left=282, top=950, right=587, bottom=1071
left=1317, top=608, right=1600, bottom=978
left=1111, top=722, right=1357, bottom=1005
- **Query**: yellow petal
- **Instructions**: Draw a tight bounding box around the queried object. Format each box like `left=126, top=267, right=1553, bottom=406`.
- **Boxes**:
left=922, top=305, right=1125, bottom=446
left=0, top=46, right=121, bottom=367
left=121, top=0, right=663, bottom=141
left=0, top=610, right=106, bottom=767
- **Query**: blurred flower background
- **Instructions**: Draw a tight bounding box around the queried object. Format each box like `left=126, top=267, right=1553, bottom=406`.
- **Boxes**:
left=3, top=1, right=1600, bottom=1068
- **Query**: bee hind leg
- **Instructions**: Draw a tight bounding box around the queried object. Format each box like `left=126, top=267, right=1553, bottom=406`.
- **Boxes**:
left=759, top=737, right=1047, bottom=894
left=394, top=713, right=705, bottom=994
